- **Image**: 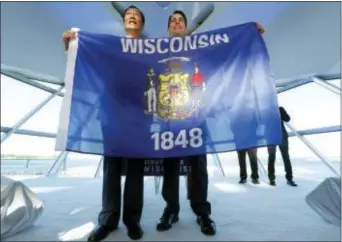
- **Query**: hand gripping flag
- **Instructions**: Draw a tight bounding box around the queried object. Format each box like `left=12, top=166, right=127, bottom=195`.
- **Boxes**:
left=56, top=22, right=282, bottom=158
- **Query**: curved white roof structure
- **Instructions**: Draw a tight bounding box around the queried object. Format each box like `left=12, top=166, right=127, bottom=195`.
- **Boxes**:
left=0, top=2, right=340, bottom=241
left=1, top=2, right=340, bottom=84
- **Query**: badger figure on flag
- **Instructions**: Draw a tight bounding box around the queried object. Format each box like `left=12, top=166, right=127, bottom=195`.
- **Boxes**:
left=191, top=63, right=206, bottom=109
left=144, top=67, right=157, bottom=113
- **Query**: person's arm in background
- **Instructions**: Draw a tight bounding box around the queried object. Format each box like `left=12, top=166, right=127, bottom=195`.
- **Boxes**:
left=279, top=106, right=291, bottom=122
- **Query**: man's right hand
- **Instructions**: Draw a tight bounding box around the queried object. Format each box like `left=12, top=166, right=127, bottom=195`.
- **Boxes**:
left=255, top=22, right=265, bottom=34
left=62, top=30, right=77, bottom=51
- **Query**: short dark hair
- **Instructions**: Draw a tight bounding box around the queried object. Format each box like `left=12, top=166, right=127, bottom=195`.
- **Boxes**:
left=123, top=5, right=145, bottom=25
left=167, top=10, right=187, bottom=29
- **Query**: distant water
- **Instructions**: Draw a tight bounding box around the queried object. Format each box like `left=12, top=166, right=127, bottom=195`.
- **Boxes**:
left=1, top=156, right=340, bottom=176
left=0, top=158, right=99, bottom=175
left=1, top=159, right=54, bottom=166
left=1, top=159, right=54, bottom=175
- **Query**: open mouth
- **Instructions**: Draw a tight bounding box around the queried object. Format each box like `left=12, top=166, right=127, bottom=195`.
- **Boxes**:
left=128, top=18, right=137, bottom=24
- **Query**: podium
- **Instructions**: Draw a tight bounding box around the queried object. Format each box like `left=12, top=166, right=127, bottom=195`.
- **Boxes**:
left=121, top=159, right=191, bottom=176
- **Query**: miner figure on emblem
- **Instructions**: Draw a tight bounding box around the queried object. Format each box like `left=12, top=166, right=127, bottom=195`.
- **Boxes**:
left=145, top=67, right=157, bottom=113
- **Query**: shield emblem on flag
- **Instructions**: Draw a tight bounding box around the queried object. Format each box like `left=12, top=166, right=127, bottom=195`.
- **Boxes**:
left=155, top=57, right=196, bottom=120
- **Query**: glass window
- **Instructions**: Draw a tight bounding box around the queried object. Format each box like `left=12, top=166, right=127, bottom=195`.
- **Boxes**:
left=1, top=134, right=60, bottom=175
left=62, top=153, right=102, bottom=177
left=21, top=96, right=63, bottom=133
left=304, top=132, right=340, bottom=162
left=256, top=134, right=340, bottom=180
left=278, top=82, right=340, bottom=130
left=250, top=138, right=317, bottom=161
left=1, top=134, right=59, bottom=157
left=328, top=78, right=340, bottom=88
left=1, top=74, right=51, bottom=127
left=261, top=133, right=340, bottom=161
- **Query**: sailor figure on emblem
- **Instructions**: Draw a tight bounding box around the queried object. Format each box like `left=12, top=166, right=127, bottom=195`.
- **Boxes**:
left=145, top=67, right=157, bottom=113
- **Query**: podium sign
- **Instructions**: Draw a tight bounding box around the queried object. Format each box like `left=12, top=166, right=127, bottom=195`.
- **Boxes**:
left=121, top=159, right=191, bottom=176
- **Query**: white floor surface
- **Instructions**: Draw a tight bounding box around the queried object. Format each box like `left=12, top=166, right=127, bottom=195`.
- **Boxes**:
left=2, top=157, right=341, bottom=241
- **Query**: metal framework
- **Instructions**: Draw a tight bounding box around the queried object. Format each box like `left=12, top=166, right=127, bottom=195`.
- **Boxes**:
left=0, top=67, right=341, bottom=181
left=1, top=86, right=64, bottom=143
left=311, top=77, right=340, bottom=96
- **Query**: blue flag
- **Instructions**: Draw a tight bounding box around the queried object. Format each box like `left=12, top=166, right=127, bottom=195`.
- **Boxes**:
left=56, top=22, right=282, bottom=158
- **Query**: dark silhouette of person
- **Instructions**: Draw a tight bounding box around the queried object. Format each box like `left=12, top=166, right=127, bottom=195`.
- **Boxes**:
left=267, top=106, right=298, bottom=187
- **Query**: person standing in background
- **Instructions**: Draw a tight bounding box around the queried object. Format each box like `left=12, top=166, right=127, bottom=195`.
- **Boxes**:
left=237, top=148, right=260, bottom=184
left=267, top=106, right=298, bottom=187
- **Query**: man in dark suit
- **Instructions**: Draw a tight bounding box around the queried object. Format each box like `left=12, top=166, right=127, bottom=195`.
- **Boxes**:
left=62, top=5, right=146, bottom=241
left=155, top=10, right=215, bottom=236
left=267, top=106, right=298, bottom=187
